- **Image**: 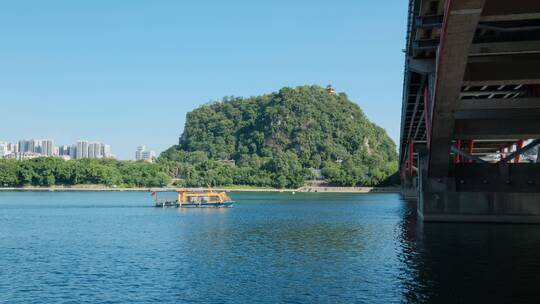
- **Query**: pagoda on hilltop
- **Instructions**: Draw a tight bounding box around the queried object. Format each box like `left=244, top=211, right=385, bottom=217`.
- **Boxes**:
left=326, top=84, right=336, bottom=94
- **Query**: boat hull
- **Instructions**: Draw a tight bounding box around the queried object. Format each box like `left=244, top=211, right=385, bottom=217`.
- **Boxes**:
left=155, top=201, right=234, bottom=208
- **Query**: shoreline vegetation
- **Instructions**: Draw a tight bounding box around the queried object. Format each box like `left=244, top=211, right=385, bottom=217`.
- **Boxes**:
left=0, top=185, right=400, bottom=193
left=0, top=157, right=399, bottom=191
left=0, top=86, right=400, bottom=190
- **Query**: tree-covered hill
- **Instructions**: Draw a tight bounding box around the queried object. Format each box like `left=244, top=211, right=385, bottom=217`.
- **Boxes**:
left=160, top=85, right=398, bottom=188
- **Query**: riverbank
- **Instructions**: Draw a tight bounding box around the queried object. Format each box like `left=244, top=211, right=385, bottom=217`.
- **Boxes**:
left=0, top=185, right=400, bottom=193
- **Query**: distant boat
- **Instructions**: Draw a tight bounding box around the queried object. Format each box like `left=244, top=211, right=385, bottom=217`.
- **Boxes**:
left=151, top=189, right=234, bottom=208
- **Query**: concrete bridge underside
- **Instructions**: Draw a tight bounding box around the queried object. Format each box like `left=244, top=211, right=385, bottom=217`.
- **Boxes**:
left=399, top=0, right=540, bottom=223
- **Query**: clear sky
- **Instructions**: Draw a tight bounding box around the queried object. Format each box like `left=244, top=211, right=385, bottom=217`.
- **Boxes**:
left=0, top=0, right=408, bottom=160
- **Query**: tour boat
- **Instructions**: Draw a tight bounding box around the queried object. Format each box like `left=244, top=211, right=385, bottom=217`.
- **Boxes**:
left=151, top=189, right=234, bottom=208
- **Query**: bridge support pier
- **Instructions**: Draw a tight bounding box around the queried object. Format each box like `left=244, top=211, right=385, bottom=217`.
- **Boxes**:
left=401, top=173, right=418, bottom=201
left=418, top=156, right=540, bottom=223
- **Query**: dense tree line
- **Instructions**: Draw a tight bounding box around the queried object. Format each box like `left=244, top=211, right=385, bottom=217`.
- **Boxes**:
left=1, top=86, right=399, bottom=189
left=159, top=149, right=307, bottom=188
left=161, top=85, right=398, bottom=188
left=0, top=158, right=170, bottom=187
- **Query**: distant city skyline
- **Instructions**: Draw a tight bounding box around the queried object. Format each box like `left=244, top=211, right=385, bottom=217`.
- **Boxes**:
left=1, top=138, right=162, bottom=161
left=0, top=1, right=407, bottom=159
left=0, top=138, right=114, bottom=160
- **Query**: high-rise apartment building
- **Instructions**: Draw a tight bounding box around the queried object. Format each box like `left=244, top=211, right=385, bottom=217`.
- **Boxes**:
left=1, top=141, right=18, bottom=157
left=8, top=143, right=18, bottom=154
left=18, top=140, right=29, bottom=153
left=135, top=145, right=146, bottom=161
left=101, top=144, right=112, bottom=158
left=0, top=141, right=7, bottom=157
left=59, top=145, right=69, bottom=156
left=69, top=145, right=77, bottom=159
left=88, top=142, right=102, bottom=158
left=77, top=140, right=89, bottom=159
left=31, top=139, right=41, bottom=154
left=41, top=139, right=54, bottom=156
left=142, top=150, right=156, bottom=161
left=135, top=145, right=155, bottom=162
left=17, top=139, right=41, bottom=153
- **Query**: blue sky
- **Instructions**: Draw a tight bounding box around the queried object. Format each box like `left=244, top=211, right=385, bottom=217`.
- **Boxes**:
left=0, top=0, right=407, bottom=160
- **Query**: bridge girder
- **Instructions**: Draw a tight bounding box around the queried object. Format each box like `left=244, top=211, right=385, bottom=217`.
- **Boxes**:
left=400, top=0, right=540, bottom=167
left=399, top=0, right=540, bottom=222
left=427, top=0, right=487, bottom=177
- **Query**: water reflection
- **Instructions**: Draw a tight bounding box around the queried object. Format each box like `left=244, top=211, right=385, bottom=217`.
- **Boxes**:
left=3, top=192, right=540, bottom=303
left=167, top=193, right=407, bottom=303
left=397, top=199, right=540, bottom=303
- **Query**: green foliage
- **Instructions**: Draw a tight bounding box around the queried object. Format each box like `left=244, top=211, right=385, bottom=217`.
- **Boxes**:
left=160, top=85, right=398, bottom=188
left=0, top=86, right=398, bottom=189
left=0, top=158, right=170, bottom=188
left=0, top=159, right=19, bottom=187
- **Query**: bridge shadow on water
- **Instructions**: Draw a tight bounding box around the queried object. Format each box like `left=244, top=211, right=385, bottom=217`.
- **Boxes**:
left=397, top=199, right=540, bottom=303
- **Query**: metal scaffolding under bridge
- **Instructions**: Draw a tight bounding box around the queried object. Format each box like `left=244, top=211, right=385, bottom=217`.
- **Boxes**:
left=399, top=0, right=540, bottom=223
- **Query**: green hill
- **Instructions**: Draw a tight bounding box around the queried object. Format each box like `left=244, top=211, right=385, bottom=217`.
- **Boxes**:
left=160, top=85, right=398, bottom=188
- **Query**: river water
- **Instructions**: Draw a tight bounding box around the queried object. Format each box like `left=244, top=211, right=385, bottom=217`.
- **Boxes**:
left=1, top=192, right=540, bottom=303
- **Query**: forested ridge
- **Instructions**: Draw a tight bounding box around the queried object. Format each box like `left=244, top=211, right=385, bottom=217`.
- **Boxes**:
left=160, top=85, right=398, bottom=188
left=0, top=85, right=398, bottom=189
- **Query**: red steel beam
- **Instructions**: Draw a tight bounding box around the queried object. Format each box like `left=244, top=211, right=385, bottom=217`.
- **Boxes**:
left=467, top=140, right=475, bottom=163
left=533, top=85, right=540, bottom=97
left=423, top=85, right=431, bottom=147
left=454, top=139, right=462, bottom=164
left=408, top=138, right=415, bottom=177
left=516, top=140, right=524, bottom=163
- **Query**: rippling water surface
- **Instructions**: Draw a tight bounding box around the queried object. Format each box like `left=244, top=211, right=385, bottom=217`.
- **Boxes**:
left=1, top=192, right=540, bottom=303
